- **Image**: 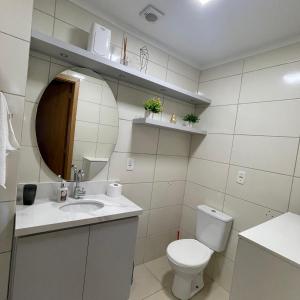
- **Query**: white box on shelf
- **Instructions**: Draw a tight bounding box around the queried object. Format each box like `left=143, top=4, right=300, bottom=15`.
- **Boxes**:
left=87, top=23, right=111, bottom=58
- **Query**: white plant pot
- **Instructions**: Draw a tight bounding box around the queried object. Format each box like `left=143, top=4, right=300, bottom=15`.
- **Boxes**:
left=145, top=110, right=154, bottom=118
left=184, top=121, right=193, bottom=127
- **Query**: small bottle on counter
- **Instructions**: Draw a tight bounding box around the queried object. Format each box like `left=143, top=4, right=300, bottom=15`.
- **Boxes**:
left=57, top=175, right=68, bottom=202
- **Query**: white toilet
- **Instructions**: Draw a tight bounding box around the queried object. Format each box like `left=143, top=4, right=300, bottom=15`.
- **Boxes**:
left=167, top=205, right=233, bottom=300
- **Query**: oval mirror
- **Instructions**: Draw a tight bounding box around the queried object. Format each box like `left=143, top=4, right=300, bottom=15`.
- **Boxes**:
left=36, top=68, right=119, bottom=181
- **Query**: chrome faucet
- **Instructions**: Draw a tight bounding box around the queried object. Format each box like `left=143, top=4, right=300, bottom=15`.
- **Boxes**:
left=72, top=165, right=86, bottom=199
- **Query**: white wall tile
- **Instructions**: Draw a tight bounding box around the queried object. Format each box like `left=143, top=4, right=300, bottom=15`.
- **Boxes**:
left=98, top=125, right=118, bottom=144
left=235, top=99, right=300, bottom=137
left=157, top=129, right=190, bottom=157
left=18, top=146, right=40, bottom=183
left=21, top=101, right=37, bottom=146
left=213, top=255, right=234, bottom=292
left=146, top=62, right=167, bottom=81
left=223, top=195, right=281, bottom=231
left=180, top=205, right=196, bottom=235
left=289, top=177, right=300, bottom=215
left=190, top=134, right=233, bottom=163
left=166, top=71, right=198, bottom=93
left=196, top=105, right=237, bottom=134
left=99, top=106, right=118, bottom=126
left=0, top=0, right=33, bottom=41
left=73, top=141, right=96, bottom=161
left=167, top=56, right=200, bottom=81
left=0, top=252, right=11, bottom=300
left=109, top=152, right=156, bottom=183
left=227, top=165, right=292, bottom=212
left=187, top=158, right=229, bottom=192
left=198, top=75, right=241, bottom=106
left=184, top=181, right=224, bottom=211
left=244, top=42, right=300, bottom=72
left=74, top=121, right=98, bottom=142
left=231, top=135, right=298, bottom=175
left=151, top=181, right=185, bottom=208
left=32, top=9, right=54, bottom=36
left=77, top=100, right=100, bottom=123
left=78, top=78, right=102, bottom=104
left=154, top=155, right=188, bottom=182
left=122, top=183, right=152, bottom=210
left=137, top=211, right=149, bottom=238
left=294, top=149, right=300, bottom=177
left=200, top=60, right=243, bottom=82
left=240, top=61, right=300, bottom=103
left=34, top=0, right=56, bottom=16
left=0, top=201, right=15, bottom=253
left=224, top=229, right=239, bottom=261
left=0, top=32, right=29, bottom=95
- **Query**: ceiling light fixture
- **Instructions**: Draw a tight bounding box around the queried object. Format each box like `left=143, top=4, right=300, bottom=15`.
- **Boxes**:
left=199, top=0, right=214, bottom=5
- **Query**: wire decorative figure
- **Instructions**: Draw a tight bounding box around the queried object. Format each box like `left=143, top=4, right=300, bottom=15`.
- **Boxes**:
left=139, top=46, right=149, bottom=73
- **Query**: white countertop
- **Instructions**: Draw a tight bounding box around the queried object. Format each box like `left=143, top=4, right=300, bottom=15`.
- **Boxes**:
left=15, top=194, right=143, bottom=237
left=240, top=212, right=300, bottom=267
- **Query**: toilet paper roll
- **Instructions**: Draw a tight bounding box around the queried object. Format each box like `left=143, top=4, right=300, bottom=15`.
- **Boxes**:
left=107, top=183, right=122, bottom=197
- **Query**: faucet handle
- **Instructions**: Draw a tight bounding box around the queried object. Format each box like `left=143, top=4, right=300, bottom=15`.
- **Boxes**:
left=72, top=165, right=78, bottom=181
left=78, top=169, right=85, bottom=180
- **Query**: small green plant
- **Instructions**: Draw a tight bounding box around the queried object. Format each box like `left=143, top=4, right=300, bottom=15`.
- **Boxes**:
left=183, top=113, right=199, bottom=123
left=144, top=97, right=163, bottom=113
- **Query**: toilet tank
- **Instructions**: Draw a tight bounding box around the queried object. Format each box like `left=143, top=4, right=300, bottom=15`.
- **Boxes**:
left=196, top=205, right=233, bottom=252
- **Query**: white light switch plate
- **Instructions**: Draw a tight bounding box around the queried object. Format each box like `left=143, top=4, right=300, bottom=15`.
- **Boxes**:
left=126, top=158, right=135, bottom=171
left=236, top=170, right=246, bottom=185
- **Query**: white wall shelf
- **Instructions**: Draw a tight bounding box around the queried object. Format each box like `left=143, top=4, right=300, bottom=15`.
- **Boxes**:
left=133, top=118, right=207, bottom=135
left=30, top=31, right=211, bottom=105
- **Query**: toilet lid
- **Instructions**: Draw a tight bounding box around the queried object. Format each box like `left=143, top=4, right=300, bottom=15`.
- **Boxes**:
left=167, top=239, right=214, bottom=268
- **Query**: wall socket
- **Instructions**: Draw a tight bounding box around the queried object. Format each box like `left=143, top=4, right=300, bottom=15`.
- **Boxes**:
left=126, top=158, right=135, bottom=171
left=236, top=170, right=246, bottom=185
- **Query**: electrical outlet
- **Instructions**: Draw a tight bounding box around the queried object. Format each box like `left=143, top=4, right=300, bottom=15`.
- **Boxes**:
left=126, top=158, right=135, bottom=171
left=236, top=170, right=246, bottom=185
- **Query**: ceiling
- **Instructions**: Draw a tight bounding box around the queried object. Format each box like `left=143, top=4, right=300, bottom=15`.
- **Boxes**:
left=72, top=0, right=300, bottom=69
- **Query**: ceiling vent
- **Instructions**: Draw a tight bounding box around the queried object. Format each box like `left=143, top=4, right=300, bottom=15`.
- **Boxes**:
left=139, top=5, right=165, bottom=23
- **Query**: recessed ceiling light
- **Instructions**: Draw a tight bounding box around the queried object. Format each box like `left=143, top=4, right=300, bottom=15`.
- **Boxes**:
left=199, top=0, right=214, bottom=5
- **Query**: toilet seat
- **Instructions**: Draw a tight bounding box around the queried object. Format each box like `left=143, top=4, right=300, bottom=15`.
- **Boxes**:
left=167, top=239, right=213, bottom=269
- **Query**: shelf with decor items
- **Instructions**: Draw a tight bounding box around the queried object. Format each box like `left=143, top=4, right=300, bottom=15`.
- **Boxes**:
left=30, top=30, right=211, bottom=105
left=132, top=118, right=207, bottom=135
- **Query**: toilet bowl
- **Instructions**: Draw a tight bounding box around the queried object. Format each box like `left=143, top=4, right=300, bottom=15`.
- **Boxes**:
left=167, top=205, right=233, bottom=300
left=167, top=239, right=213, bottom=300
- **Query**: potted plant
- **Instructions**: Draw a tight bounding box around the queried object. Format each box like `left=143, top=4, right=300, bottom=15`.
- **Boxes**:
left=144, top=97, right=163, bottom=118
left=183, top=113, right=199, bottom=127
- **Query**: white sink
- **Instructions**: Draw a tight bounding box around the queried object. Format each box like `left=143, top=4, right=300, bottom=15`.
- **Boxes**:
left=60, top=200, right=104, bottom=213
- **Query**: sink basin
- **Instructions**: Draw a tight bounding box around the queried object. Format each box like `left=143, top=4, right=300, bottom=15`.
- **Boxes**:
left=60, top=201, right=104, bottom=213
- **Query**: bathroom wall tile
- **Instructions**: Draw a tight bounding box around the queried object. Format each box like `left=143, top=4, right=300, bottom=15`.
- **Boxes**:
left=146, top=62, right=167, bottom=81
left=18, top=146, right=40, bottom=183
left=109, top=153, right=156, bottom=183
left=98, top=125, right=118, bottom=144
left=21, top=101, right=37, bottom=146
left=190, top=134, right=233, bottom=163
left=0, top=0, right=33, bottom=41
left=289, top=177, right=300, bottom=214
left=224, top=229, right=239, bottom=261
left=54, top=19, right=88, bottom=50
left=137, top=211, right=149, bottom=238
left=73, top=141, right=96, bottom=161
left=184, top=182, right=224, bottom=211
left=166, top=71, right=198, bottom=93
left=235, top=99, right=300, bottom=137
left=151, top=181, right=185, bottom=208
left=0, top=32, right=29, bottom=96
left=34, top=0, right=56, bottom=16
left=294, top=150, right=300, bottom=178
left=100, top=106, right=118, bottom=126
left=187, top=158, right=229, bottom=192
left=198, top=75, right=241, bottom=106
left=148, top=205, right=182, bottom=236
left=32, top=9, right=54, bottom=36
left=77, top=100, right=100, bottom=123
left=39, top=160, right=58, bottom=182
left=0, top=252, right=11, bottom=300
left=134, top=238, right=146, bottom=265
left=223, top=196, right=281, bottom=232
left=91, top=163, right=109, bottom=181
left=244, top=42, right=300, bottom=72
left=213, top=255, right=234, bottom=292
left=227, top=166, right=292, bottom=212
left=167, top=56, right=200, bottom=81
left=75, top=121, right=98, bottom=142
left=122, top=183, right=153, bottom=210
left=157, top=129, right=190, bottom=157
left=180, top=205, right=197, bottom=235
left=231, top=135, right=298, bottom=175
left=0, top=201, right=15, bottom=253
left=196, top=105, right=237, bottom=134
left=154, top=156, right=188, bottom=182
left=240, top=61, right=300, bottom=103
left=162, top=97, right=194, bottom=123
left=80, top=80, right=103, bottom=106
left=26, top=55, right=50, bottom=103
left=200, top=60, right=243, bottom=82
left=101, top=84, right=117, bottom=108
left=115, top=120, right=159, bottom=154
left=95, top=143, right=115, bottom=158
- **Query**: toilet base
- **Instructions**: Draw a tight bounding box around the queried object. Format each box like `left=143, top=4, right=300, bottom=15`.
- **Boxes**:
left=171, top=271, right=204, bottom=300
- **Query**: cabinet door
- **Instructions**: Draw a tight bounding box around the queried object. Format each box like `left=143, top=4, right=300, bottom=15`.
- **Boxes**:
left=11, top=226, right=89, bottom=300
left=83, top=217, right=138, bottom=300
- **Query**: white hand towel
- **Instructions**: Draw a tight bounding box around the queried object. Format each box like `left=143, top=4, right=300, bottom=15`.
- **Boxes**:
left=0, top=92, right=19, bottom=188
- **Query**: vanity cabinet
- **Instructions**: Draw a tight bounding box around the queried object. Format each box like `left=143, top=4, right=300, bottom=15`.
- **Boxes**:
left=10, top=217, right=138, bottom=300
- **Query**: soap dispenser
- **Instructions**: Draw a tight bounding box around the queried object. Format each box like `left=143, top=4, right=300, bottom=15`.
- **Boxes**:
left=57, top=175, right=68, bottom=202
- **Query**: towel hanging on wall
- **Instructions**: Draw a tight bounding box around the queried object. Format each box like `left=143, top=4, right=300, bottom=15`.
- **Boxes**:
left=0, top=92, right=19, bottom=188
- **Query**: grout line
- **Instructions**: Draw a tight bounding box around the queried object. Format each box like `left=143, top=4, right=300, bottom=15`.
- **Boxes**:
left=0, top=29, right=30, bottom=44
